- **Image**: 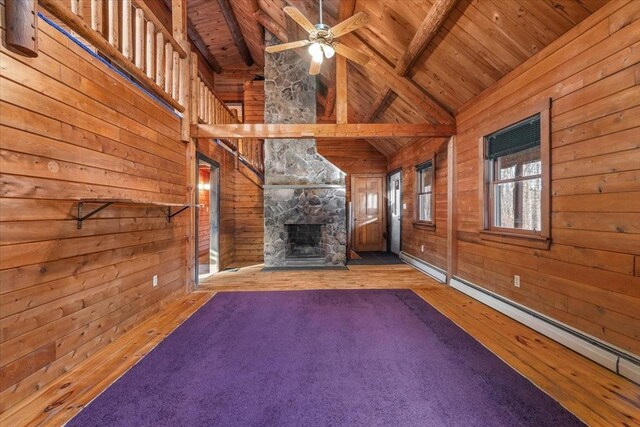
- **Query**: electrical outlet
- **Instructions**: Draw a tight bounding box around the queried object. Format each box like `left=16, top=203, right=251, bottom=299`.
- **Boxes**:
left=152, top=275, right=158, bottom=287
left=421, top=245, right=425, bottom=253
left=403, top=203, right=407, bottom=210
left=514, top=275, right=520, bottom=288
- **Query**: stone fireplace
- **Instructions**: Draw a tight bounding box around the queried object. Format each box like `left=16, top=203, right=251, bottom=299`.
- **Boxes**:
left=263, top=31, right=346, bottom=268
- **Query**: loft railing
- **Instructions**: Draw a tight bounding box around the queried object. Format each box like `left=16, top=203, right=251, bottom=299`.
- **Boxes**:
left=38, top=0, right=187, bottom=111
left=196, top=74, right=264, bottom=175
left=195, top=76, right=237, bottom=125
left=36, top=0, right=264, bottom=174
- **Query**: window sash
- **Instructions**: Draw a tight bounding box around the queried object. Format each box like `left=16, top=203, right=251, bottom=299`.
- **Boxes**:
left=415, top=159, right=434, bottom=224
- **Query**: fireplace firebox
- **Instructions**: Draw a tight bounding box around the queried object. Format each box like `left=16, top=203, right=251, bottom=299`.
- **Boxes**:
left=285, top=224, right=324, bottom=260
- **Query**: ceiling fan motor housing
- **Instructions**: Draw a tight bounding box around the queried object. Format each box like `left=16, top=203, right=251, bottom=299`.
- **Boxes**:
left=310, top=23, right=334, bottom=46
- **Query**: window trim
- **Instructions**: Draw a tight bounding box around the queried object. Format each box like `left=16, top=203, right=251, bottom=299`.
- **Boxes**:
left=414, top=156, right=436, bottom=227
left=479, top=99, right=551, bottom=250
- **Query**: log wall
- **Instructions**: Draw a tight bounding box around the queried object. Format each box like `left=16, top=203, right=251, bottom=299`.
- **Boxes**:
left=453, top=1, right=640, bottom=355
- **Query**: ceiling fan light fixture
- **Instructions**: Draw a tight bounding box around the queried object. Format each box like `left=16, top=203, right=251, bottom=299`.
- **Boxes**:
left=321, top=43, right=335, bottom=59
left=308, top=42, right=324, bottom=63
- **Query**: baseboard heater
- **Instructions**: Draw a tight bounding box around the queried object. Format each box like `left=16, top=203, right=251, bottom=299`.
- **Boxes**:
left=399, top=251, right=447, bottom=283
left=449, top=276, right=640, bottom=385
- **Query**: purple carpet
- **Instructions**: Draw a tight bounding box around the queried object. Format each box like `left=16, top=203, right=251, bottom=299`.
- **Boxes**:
left=69, top=290, right=583, bottom=426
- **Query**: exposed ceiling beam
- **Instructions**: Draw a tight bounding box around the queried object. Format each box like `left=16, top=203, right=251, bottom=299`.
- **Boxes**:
left=187, top=21, right=223, bottom=74
left=358, top=0, right=457, bottom=124
left=216, top=0, right=254, bottom=66
left=335, top=55, right=348, bottom=124
left=192, top=123, right=456, bottom=139
left=361, top=88, right=392, bottom=123
left=395, top=0, right=459, bottom=76
left=159, top=0, right=222, bottom=73
left=341, top=33, right=454, bottom=124
left=253, top=10, right=288, bottom=43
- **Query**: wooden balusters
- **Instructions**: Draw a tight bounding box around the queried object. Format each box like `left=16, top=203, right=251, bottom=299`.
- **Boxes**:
left=121, top=0, right=132, bottom=60
left=90, top=0, right=102, bottom=33
left=70, top=0, right=83, bottom=18
left=172, top=50, right=180, bottom=100
left=38, top=0, right=186, bottom=111
left=154, top=32, right=163, bottom=86
left=145, top=21, right=155, bottom=79
left=164, top=43, right=173, bottom=94
left=134, top=8, right=145, bottom=69
left=107, top=0, right=118, bottom=48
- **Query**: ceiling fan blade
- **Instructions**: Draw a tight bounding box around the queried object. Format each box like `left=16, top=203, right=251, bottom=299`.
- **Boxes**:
left=333, top=43, right=370, bottom=66
left=309, top=59, right=322, bottom=75
left=330, top=12, right=370, bottom=38
left=265, top=40, right=311, bottom=53
left=283, top=6, right=317, bottom=34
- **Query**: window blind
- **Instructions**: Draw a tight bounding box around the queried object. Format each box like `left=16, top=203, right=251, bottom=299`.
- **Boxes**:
left=415, top=160, right=433, bottom=171
left=487, top=114, right=540, bottom=160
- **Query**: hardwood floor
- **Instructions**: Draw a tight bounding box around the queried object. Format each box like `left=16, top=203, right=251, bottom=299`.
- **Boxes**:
left=197, top=263, right=441, bottom=291
left=2, top=264, right=638, bottom=426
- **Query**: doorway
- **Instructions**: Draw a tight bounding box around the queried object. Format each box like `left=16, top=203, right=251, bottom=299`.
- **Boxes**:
left=196, top=154, right=220, bottom=284
left=388, top=169, right=402, bottom=255
left=351, top=174, right=386, bottom=252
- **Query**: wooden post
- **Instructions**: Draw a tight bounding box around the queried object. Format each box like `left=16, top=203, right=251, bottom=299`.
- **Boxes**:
left=446, top=135, right=457, bottom=283
left=5, top=0, right=39, bottom=58
left=336, top=55, right=348, bottom=124
left=172, top=0, right=195, bottom=289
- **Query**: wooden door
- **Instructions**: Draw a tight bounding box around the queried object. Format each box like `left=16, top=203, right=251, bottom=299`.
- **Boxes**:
left=352, top=174, right=386, bottom=252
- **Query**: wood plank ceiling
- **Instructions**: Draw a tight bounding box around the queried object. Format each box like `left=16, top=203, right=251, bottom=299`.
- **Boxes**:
left=185, top=0, right=607, bottom=156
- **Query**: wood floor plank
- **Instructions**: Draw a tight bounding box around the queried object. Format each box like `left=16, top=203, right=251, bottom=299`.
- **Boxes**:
left=2, top=265, right=638, bottom=426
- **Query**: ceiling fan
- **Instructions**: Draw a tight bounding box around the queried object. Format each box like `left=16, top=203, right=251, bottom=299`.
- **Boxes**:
left=264, top=1, right=371, bottom=75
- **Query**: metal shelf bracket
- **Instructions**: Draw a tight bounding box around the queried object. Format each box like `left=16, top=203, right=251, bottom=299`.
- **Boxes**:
left=77, top=202, right=113, bottom=229
left=167, top=206, right=190, bottom=223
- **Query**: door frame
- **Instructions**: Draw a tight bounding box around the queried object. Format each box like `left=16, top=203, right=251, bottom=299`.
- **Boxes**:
left=195, top=152, right=221, bottom=286
left=350, top=173, right=387, bottom=252
left=387, top=168, right=403, bottom=254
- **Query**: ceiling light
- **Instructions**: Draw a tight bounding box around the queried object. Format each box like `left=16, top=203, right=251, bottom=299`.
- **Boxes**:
left=308, top=42, right=323, bottom=63
left=321, top=44, right=335, bottom=59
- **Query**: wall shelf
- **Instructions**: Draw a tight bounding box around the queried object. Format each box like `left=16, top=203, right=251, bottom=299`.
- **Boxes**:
left=76, top=199, right=193, bottom=229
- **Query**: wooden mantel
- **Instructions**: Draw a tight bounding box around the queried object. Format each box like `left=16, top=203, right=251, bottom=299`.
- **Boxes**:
left=192, top=123, right=457, bottom=139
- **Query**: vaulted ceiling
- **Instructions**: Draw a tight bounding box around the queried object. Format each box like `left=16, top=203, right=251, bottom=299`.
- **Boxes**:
left=182, top=0, right=607, bottom=156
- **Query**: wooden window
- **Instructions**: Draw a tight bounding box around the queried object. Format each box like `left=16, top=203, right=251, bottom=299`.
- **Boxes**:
left=415, top=158, right=435, bottom=225
left=480, top=103, right=551, bottom=249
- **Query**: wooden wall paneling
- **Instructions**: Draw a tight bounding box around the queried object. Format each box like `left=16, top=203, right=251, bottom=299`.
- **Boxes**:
left=317, top=138, right=387, bottom=203
left=387, top=137, right=449, bottom=270
left=0, top=10, right=194, bottom=413
left=233, top=167, right=263, bottom=264
left=452, top=1, right=640, bottom=355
